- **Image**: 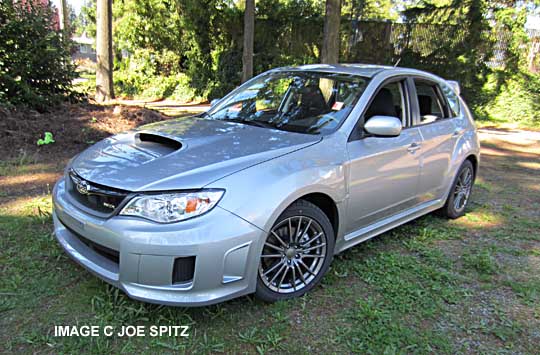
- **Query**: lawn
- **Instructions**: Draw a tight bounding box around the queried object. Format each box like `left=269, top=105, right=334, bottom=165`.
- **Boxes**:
left=1, top=105, right=539, bottom=354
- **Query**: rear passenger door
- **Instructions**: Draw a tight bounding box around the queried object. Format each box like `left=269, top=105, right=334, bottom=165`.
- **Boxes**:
left=410, top=78, right=459, bottom=203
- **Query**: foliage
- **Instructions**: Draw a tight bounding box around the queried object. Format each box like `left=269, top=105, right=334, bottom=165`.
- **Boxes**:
left=477, top=70, right=540, bottom=127
left=113, top=49, right=199, bottom=101
left=76, top=0, right=540, bottom=129
left=342, top=0, right=399, bottom=21
left=0, top=0, right=77, bottom=111
left=78, top=0, right=96, bottom=37
left=400, top=0, right=494, bottom=107
left=113, top=0, right=183, bottom=54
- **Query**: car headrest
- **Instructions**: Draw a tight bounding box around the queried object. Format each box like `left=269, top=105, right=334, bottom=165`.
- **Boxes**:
left=418, top=95, right=432, bottom=116
left=365, top=88, right=397, bottom=119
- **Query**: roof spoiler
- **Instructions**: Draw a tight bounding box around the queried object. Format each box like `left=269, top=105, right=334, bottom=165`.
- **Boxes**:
left=447, top=80, right=461, bottom=96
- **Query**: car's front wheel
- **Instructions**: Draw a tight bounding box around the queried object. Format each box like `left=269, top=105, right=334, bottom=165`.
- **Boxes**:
left=255, top=200, right=334, bottom=302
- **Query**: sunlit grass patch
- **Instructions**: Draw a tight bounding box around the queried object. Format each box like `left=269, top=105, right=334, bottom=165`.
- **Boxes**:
left=517, top=161, right=540, bottom=171
left=455, top=207, right=504, bottom=229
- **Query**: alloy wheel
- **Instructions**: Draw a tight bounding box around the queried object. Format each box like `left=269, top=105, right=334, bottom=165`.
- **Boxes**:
left=453, top=166, right=473, bottom=212
left=258, top=216, right=327, bottom=294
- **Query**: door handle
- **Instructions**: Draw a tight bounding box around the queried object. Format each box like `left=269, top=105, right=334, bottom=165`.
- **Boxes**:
left=407, top=142, right=421, bottom=153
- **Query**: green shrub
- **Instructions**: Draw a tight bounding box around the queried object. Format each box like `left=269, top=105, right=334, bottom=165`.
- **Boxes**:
left=475, top=70, right=540, bottom=127
left=114, top=66, right=199, bottom=103
left=0, top=0, right=76, bottom=111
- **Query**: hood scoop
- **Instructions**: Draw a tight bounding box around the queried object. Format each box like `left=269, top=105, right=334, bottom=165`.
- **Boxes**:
left=135, top=132, right=182, bottom=155
left=72, top=117, right=321, bottom=191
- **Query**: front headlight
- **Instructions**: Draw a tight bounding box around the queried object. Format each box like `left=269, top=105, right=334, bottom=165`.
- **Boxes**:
left=120, top=189, right=224, bottom=223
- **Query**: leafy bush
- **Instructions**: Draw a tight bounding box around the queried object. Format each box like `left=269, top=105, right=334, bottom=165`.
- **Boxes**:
left=113, top=48, right=200, bottom=102
left=0, top=0, right=77, bottom=111
left=476, top=70, right=540, bottom=127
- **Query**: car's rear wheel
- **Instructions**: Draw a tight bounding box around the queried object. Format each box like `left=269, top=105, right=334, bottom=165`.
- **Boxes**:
left=255, top=200, right=334, bottom=302
left=440, top=160, right=475, bottom=219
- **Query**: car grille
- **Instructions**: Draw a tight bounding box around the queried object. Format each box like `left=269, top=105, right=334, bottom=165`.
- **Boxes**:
left=68, top=170, right=129, bottom=215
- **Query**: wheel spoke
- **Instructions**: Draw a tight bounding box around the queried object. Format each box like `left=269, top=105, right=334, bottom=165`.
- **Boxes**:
left=298, top=260, right=316, bottom=277
left=277, top=267, right=289, bottom=291
left=271, top=231, right=288, bottom=248
left=300, top=232, right=323, bottom=247
left=295, top=216, right=303, bottom=243
left=269, top=263, right=287, bottom=284
left=295, top=263, right=307, bottom=285
left=261, top=254, right=283, bottom=258
left=291, top=264, right=297, bottom=291
left=302, top=243, right=326, bottom=253
left=263, top=260, right=283, bottom=277
left=300, top=219, right=312, bottom=242
left=301, top=254, right=324, bottom=258
left=454, top=192, right=464, bottom=210
left=288, top=218, right=293, bottom=242
left=264, top=242, right=284, bottom=253
left=463, top=169, right=472, bottom=186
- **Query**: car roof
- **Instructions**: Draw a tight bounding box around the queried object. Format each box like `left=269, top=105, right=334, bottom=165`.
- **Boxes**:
left=270, top=63, right=442, bottom=80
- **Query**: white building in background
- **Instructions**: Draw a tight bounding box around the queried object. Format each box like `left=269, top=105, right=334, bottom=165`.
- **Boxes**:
left=72, top=32, right=96, bottom=61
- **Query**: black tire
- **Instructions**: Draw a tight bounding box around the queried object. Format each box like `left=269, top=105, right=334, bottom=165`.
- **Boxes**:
left=255, top=199, right=335, bottom=302
left=439, top=160, right=475, bottom=219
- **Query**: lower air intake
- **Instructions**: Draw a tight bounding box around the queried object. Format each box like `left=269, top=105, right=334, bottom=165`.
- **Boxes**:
left=172, top=256, right=196, bottom=284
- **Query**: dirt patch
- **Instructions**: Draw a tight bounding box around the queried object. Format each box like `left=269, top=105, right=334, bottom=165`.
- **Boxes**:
left=0, top=103, right=176, bottom=204
left=0, top=103, right=170, bottom=163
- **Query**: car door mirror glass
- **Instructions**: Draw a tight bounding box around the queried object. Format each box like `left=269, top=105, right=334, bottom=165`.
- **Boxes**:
left=364, top=115, right=402, bottom=137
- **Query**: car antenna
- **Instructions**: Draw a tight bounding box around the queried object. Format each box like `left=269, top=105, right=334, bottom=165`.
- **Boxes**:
left=393, top=58, right=401, bottom=67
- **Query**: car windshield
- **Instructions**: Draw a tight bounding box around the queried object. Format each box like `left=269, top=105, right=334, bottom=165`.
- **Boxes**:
left=206, top=71, right=369, bottom=135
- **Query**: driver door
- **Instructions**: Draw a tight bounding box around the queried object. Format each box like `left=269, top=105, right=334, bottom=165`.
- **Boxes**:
left=345, top=79, right=423, bottom=235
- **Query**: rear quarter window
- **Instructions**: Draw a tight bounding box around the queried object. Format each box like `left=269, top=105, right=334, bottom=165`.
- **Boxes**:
left=441, top=83, right=460, bottom=117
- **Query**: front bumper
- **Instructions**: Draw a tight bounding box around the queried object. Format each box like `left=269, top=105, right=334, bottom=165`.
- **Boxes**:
left=52, top=178, right=265, bottom=306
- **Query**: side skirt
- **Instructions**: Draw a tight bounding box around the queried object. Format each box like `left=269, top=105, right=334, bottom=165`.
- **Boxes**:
left=335, top=198, right=445, bottom=254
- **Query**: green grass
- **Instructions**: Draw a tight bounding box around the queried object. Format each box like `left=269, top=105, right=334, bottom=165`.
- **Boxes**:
left=1, top=131, right=540, bottom=354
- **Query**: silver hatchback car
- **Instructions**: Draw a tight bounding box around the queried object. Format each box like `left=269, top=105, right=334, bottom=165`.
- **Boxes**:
left=53, top=64, right=480, bottom=306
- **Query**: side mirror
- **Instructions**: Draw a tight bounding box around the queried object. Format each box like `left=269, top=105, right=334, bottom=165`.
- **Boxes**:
left=364, top=115, right=402, bottom=137
left=210, top=99, right=220, bottom=107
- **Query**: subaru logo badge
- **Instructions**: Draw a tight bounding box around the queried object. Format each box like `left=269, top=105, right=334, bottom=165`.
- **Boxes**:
left=76, top=180, right=91, bottom=195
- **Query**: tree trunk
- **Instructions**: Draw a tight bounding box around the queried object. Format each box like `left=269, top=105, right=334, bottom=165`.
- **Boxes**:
left=242, top=0, right=255, bottom=83
left=58, top=0, right=69, bottom=32
left=95, top=0, right=114, bottom=102
left=321, top=0, right=341, bottom=64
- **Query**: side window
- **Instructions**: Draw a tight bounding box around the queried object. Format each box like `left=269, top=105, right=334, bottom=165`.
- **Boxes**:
left=364, top=81, right=407, bottom=127
left=414, top=80, right=447, bottom=124
left=440, top=83, right=460, bottom=117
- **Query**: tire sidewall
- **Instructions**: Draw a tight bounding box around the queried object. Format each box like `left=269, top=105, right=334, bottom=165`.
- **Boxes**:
left=255, top=200, right=335, bottom=302
left=444, top=160, right=475, bottom=219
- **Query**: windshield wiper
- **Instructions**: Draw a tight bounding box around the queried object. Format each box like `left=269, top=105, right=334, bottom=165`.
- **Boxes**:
left=221, top=118, right=279, bottom=130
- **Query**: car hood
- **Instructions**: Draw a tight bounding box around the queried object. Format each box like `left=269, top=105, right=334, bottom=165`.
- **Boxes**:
left=71, top=117, right=321, bottom=191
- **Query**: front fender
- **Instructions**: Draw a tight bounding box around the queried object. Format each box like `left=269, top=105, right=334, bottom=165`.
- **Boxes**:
left=206, top=135, right=349, bottom=236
